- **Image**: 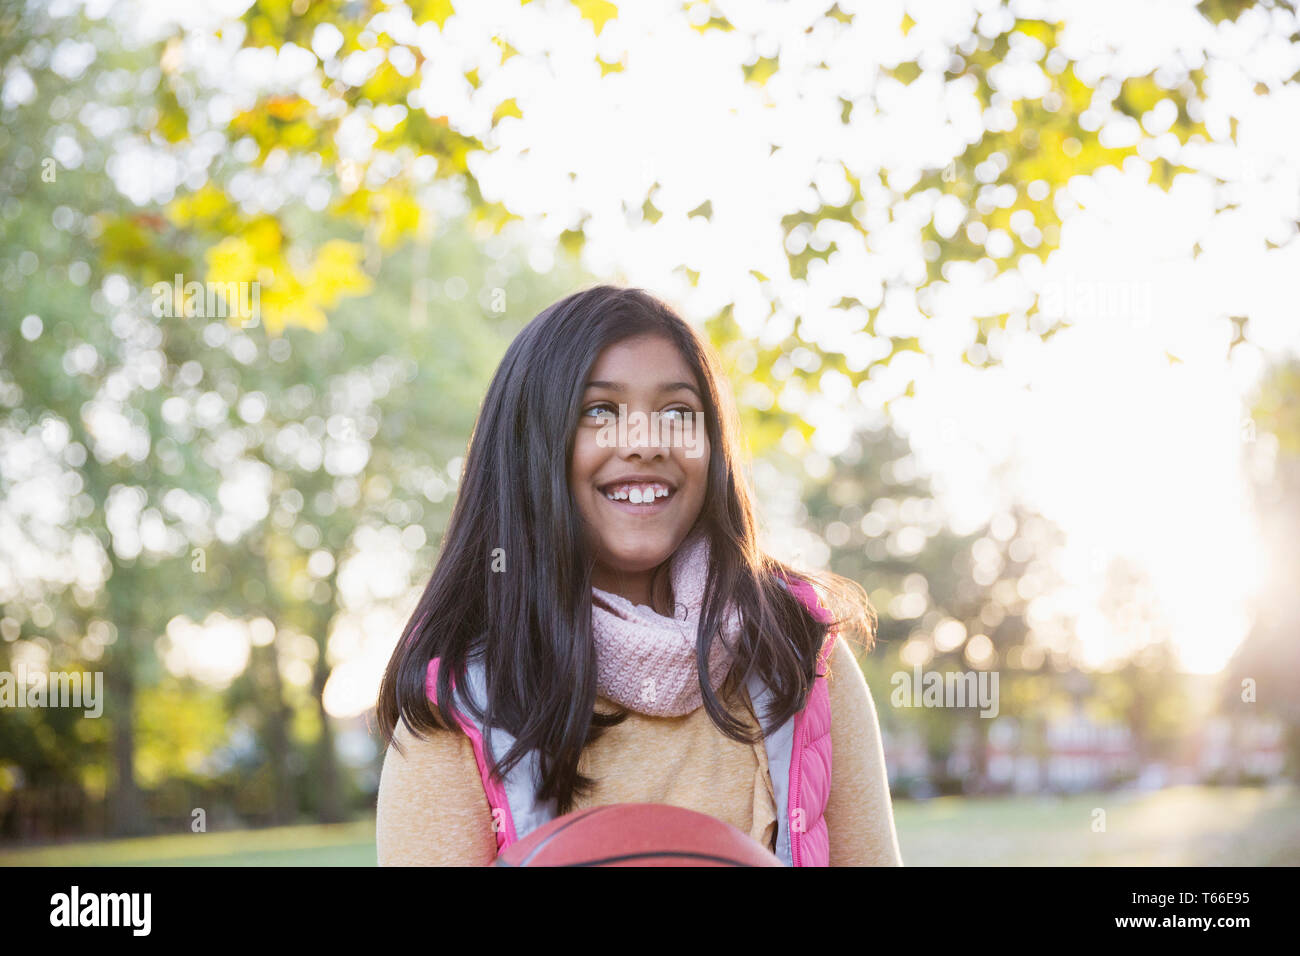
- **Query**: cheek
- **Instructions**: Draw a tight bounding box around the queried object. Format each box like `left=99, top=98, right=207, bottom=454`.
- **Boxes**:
left=570, top=434, right=601, bottom=482
left=680, top=446, right=710, bottom=502
left=569, top=436, right=609, bottom=522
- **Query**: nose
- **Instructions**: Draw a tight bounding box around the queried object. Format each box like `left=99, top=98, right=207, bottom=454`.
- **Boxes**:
left=614, top=405, right=669, bottom=461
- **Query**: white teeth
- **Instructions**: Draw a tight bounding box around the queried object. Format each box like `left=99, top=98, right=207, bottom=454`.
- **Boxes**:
left=604, top=483, right=673, bottom=503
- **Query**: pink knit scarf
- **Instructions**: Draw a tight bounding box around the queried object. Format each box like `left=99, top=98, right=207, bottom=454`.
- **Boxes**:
left=590, top=529, right=742, bottom=717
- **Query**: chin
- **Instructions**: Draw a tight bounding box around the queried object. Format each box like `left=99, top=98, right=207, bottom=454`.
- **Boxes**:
left=597, top=532, right=677, bottom=571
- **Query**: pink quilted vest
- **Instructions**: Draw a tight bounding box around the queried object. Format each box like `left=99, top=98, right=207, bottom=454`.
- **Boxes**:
left=426, top=577, right=835, bottom=866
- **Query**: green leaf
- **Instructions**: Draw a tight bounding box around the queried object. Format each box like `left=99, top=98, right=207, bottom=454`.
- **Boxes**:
left=641, top=187, right=662, bottom=224
left=743, top=54, right=779, bottom=86
left=893, top=61, right=922, bottom=85
left=1196, top=0, right=1255, bottom=24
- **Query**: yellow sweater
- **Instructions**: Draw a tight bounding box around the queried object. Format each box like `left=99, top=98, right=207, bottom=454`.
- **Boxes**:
left=376, top=635, right=903, bottom=866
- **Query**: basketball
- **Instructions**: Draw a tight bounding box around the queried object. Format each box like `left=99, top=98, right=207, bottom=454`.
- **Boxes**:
left=492, top=803, right=784, bottom=867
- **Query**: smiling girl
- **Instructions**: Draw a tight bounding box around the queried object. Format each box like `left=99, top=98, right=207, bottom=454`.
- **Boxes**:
left=375, top=285, right=903, bottom=866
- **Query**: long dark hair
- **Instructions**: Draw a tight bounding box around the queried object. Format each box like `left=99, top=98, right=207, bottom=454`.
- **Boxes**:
left=376, top=284, right=876, bottom=815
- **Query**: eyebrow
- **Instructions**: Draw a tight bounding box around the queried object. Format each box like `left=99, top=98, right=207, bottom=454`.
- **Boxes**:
left=584, top=380, right=701, bottom=399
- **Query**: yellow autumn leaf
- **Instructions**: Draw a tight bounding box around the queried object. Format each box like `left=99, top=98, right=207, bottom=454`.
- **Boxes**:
left=263, top=94, right=311, bottom=122
left=574, top=0, right=617, bottom=35
left=377, top=190, right=423, bottom=249
left=245, top=218, right=284, bottom=256
left=1013, top=19, right=1055, bottom=47
left=492, top=98, right=522, bottom=124
left=419, top=0, right=455, bottom=29
left=261, top=294, right=328, bottom=336
left=305, top=239, right=373, bottom=307
left=206, top=237, right=259, bottom=284
left=166, top=183, right=230, bottom=228
left=1120, top=75, right=1164, bottom=116
left=214, top=239, right=370, bottom=336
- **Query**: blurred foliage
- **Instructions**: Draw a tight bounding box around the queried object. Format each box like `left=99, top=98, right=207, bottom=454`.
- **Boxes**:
left=1, top=0, right=1296, bottom=841
left=1254, top=362, right=1300, bottom=456
left=0, top=0, right=584, bottom=836
left=85, top=0, right=1295, bottom=464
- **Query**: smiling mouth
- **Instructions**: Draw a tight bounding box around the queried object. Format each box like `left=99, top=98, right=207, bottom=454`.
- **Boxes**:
left=599, top=480, right=677, bottom=505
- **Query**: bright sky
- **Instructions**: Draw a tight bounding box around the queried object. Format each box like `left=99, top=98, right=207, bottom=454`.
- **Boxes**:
left=8, top=0, right=1297, bottom=716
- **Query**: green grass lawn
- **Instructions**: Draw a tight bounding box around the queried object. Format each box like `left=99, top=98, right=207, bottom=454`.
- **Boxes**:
left=2, top=783, right=1296, bottom=866
left=893, top=782, right=1300, bottom=865
left=0, top=818, right=378, bottom=867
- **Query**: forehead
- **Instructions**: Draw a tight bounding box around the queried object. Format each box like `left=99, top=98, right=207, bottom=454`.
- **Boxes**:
left=585, top=334, right=698, bottom=386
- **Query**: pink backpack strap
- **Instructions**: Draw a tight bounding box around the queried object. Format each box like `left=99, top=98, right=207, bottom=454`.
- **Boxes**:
left=782, top=575, right=836, bottom=866
left=425, top=657, right=517, bottom=850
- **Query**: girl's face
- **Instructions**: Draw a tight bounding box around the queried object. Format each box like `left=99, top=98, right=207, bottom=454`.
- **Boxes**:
left=570, top=334, right=711, bottom=599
